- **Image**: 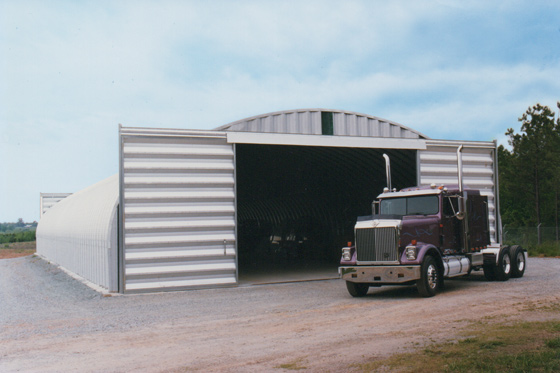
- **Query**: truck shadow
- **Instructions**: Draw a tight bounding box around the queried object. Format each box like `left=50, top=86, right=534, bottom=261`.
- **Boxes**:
left=450, top=272, right=489, bottom=282
left=362, top=272, right=490, bottom=298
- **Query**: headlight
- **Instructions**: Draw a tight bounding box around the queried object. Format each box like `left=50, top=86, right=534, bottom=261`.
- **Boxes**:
left=342, top=247, right=352, bottom=261
left=405, top=246, right=417, bottom=260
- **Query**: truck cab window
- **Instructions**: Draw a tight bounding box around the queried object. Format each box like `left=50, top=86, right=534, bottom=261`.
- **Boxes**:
left=443, top=196, right=459, bottom=217
left=380, top=198, right=406, bottom=215
left=380, top=195, right=438, bottom=216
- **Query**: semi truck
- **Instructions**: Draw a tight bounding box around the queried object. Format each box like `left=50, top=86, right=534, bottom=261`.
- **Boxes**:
left=339, top=147, right=527, bottom=297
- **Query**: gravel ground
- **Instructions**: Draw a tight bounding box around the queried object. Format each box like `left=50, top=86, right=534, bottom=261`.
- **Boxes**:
left=1, top=255, right=559, bottom=372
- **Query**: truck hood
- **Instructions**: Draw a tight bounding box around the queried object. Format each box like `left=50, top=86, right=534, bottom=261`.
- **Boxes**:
left=354, top=217, right=401, bottom=230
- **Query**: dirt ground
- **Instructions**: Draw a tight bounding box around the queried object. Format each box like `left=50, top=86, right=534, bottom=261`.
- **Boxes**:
left=1, top=256, right=559, bottom=372
left=0, top=241, right=36, bottom=259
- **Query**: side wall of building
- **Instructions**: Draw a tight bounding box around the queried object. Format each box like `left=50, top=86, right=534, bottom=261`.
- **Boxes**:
left=119, top=127, right=237, bottom=293
left=36, top=174, right=119, bottom=292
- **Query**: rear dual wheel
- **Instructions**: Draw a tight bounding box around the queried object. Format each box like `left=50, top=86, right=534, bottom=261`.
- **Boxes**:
left=483, top=264, right=496, bottom=281
left=484, top=246, right=526, bottom=282
left=495, top=248, right=511, bottom=281
left=510, top=245, right=526, bottom=278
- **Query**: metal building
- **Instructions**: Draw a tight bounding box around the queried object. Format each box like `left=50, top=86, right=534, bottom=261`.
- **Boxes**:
left=37, top=175, right=119, bottom=291
left=40, top=193, right=72, bottom=217
left=37, top=109, right=501, bottom=294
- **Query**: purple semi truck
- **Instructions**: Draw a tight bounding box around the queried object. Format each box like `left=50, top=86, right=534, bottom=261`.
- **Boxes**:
left=339, top=149, right=527, bottom=297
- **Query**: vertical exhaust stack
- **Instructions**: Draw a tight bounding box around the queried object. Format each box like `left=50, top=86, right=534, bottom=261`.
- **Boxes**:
left=457, top=145, right=469, bottom=252
left=383, top=154, right=392, bottom=192
left=457, top=145, right=464, bottom=194
left=456, top=145, right=466, bottom=220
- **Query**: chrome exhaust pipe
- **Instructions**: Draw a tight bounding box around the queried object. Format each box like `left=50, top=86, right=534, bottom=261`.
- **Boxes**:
left=383, top=154, right=392, bottom=191
left=457, top=145, right=464, bottom=193
left=456, top=146, right=466, bottom=220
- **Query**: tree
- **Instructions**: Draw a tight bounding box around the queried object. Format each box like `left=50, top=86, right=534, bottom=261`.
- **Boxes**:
left=498, top=144, right=527, bottom=226
left=501, top=103, right=560, bottom=228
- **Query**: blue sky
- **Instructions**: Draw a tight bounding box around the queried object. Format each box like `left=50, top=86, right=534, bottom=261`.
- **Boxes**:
left=1, top=0, right=559, bottom=222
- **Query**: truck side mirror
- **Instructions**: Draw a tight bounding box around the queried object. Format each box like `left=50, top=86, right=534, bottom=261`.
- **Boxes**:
left=445, top=195, right=465, bottom=220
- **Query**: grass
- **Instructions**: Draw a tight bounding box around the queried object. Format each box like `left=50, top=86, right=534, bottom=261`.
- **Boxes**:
left=353, top=320, right=560, bottom=372
left=527, top=241, right=560, bottom=258
left=517, top=300, right=560, bottom=313
left=275, top=358, right=307, bottom=370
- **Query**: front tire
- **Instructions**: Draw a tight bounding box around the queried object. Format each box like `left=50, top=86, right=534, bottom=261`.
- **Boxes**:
left=510, top=245, right=526, bottom=278
left=346, top=281, right=369, bottom=297
left=417, top=255, right=440, bottom=297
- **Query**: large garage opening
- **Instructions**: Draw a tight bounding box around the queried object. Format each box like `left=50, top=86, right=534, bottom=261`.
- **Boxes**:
left=235, top=144, right=417, bottom=284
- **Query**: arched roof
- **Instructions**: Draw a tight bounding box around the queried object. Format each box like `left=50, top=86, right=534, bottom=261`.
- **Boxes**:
left=215, top=108, right=429, bottom=139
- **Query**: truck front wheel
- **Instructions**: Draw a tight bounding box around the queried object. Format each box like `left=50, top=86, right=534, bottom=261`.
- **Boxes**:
left=417, top=255, right=440, bottom=297
left=346, top=281, right=369, bottom=297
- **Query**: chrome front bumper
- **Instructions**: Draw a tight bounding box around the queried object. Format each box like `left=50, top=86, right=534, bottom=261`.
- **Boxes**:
left=339, top=265, right=421, bottom=284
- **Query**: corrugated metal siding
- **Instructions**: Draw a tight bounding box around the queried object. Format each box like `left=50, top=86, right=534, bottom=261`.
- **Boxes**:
left=120, top=127, right=237, bottom=293
left=216, top=109, right=427, bottom=139
left=419, top=141, right=499, bottom=243
left=40, top=193, right=72, bottom=217
left=36, top=175, right=119, bottom=291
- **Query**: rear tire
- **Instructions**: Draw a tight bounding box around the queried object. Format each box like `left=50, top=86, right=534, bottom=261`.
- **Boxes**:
left=417, top=255, right=440, bottom=297
left=510, top=245, right=526, bottom=278
left=483, top=264, right=496, bottom=281
left=495, top=248, right=511, bottom=281
left=346, top=281, right=369, bottom=297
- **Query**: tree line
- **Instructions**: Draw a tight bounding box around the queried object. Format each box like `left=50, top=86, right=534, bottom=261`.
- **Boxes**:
left=498, top=102, right=560, bottom=232
left=0, top=230, right=36, bottom=244
left=0, top=220, right=37, bottom=244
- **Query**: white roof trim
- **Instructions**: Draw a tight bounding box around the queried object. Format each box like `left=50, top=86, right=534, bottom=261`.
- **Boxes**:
left=226, top=131, right=427, bottom=149
left=426, top=138, right=496, bottom=149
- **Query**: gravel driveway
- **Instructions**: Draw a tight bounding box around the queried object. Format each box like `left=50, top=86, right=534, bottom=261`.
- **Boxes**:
left=1, top=255, right=559, bottom=372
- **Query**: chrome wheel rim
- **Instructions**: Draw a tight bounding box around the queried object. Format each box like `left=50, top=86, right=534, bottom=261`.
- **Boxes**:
left=502, top=254, right=511, bottom=274
left=516, top=252, right=525, bottom=272
left=427, top=264, right=438, bottom=289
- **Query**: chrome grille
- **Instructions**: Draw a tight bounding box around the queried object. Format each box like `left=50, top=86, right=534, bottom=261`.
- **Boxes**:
left=356, top=227, right=399, bottom=262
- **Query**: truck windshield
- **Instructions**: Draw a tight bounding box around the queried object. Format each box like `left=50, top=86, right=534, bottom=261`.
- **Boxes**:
left=380, top=195, right=439, bottom=216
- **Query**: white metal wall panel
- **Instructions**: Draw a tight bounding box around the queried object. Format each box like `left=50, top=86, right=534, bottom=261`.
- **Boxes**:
left=36, top=175, right=119, bottom=292
left=216, top=109, right=427, bottom=139
left=40, top=193, right=72, bottom=217
left=120, top=127, right=236, bottom=293
left=419, top=140, right=499, bottom=243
